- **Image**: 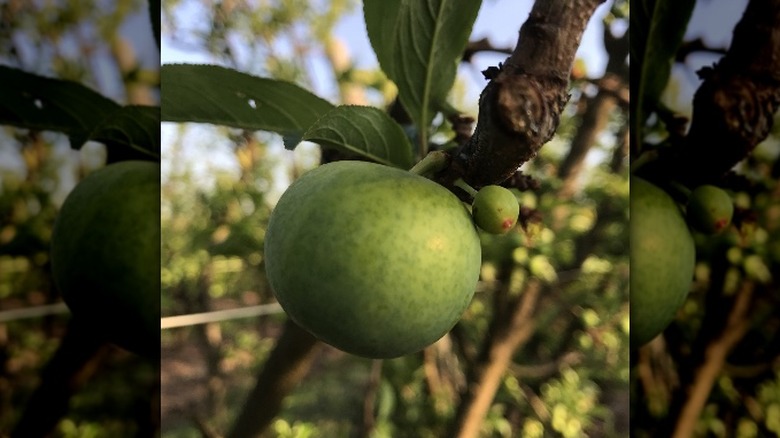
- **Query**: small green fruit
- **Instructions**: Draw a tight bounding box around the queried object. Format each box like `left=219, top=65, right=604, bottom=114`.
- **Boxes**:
left=472, top=185, right=519, bottom=234
left=630, top=177, right=695, bottom=347
left=51, top=160, right=160, bottom=358
left=264, top=161, right=481, bottom=359
left=687, top=184, right=733, bottom=234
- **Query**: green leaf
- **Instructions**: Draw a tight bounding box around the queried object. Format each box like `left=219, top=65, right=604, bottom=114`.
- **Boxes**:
left=364, top=0, right=482, bottom=144
left=0, top=66, right=157, bottom=160
left=0, top=65, right=120, bottom=148
left=90, top=105, right=161, bottom=159
left=161, top=64, right=334, bottom=145
left=632, top=0, right=696, bottom=148
left=302, top=105, right=415, bottom=169
left=363, top=1, right=403, bottom=72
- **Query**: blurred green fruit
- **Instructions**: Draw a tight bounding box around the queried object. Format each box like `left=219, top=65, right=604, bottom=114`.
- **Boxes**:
left=687, top=184, right=734, bottom=234
left=472, top=185, right=519, bottom=234
left=264, top=160, right=481, bottom=358
left=630, top=177, right=695, bottom=347
left=51, top=160, right=160, bottom=358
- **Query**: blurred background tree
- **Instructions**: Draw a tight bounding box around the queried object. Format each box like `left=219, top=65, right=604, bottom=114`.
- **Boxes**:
left=0, top=0, right=159, bottom=436
left=160, top=0, right=630, bottom=437
left=629, top=0, right=780, bottom=436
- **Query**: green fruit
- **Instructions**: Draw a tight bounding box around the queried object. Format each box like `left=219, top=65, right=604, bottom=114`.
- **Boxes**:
left=630, top=177, right=695, bottom=347
left=264, top=160, right=481, bottom=358
left=472, top=185, right=519, bottom=234
left=687, top=184, right=733, bottom=234
left=51, top=160, right=160, bottom=358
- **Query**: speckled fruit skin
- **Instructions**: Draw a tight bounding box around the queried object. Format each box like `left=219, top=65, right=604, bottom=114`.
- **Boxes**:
left=51, top=160, right=160, bottom=358
left=472, top=185, right=520, bottom=234
left=687, top=184, right=733, bottom=234
left=264, top=161, right=482, bottom=359
left=630, top=177, right=695, bottom=347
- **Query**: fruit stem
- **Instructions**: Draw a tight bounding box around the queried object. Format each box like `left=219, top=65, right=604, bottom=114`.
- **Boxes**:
left=453, top=178, right=478, bottom=198
left=667, top=180, right=693, bottom=203
left=629, top=149, right=659, bottom=174
left=408, top=150, right=449, bottom=178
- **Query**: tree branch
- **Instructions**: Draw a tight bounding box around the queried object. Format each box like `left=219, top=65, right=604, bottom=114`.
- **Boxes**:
left=671, top=282, right=754, bottom=438
left=226, top=318, right=321, bottom=438
left=450, top=278, right=543, bottom=438
left=647, top=0, right=780, bottom=186
left=674, top=38, right=729, bottom=63
left=461, top=37, right=513, bottom=64
left=436, top=0, right=608, bottom=189
left=11, top=318, right=110, bottom=438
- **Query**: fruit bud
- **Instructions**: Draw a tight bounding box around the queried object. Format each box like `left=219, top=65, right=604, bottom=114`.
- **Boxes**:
left=472, top=185, right=520, bottom=235
left=686, top=185, right=733, bottom=234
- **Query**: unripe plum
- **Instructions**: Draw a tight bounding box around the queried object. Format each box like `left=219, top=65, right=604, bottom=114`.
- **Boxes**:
left=51, top=160, right=160, bottom=358
left=686, top=184, right=733, bottom=234
left=630, top=177, right=695, bottom=347
left=471, top=185, right=519, bottom=234
left=264, top=161, right=482, bottom=358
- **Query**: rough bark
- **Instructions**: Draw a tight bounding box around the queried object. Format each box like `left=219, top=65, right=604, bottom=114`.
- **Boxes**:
left=436, top=0, right=608, bottom=190
left=643, top=0, right=780, bottom=187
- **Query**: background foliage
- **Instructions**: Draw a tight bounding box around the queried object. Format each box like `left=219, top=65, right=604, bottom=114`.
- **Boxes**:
left=0, top=0, right=159, bottom=436
left=630, top=0, right=780, bottom=436
left=1, top=1, right=776, bottom=437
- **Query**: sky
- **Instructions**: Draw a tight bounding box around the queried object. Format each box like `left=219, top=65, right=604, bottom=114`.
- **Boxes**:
left=160, top=0, right=614, bottom=96
left=157, top=0, right=616, bottom=194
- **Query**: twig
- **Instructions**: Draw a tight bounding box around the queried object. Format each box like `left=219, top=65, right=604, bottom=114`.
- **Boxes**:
left=557, top=89, right=619, bottom=197
left=193, top=415, right=223, bottom=438
left=226, top=318, right=321, bottom=438
left=671, top=281, right=754, bottom=438
left=423, top=345, right=444, bottom=398
left=508, top=351, right=584, bottom=380
left=450, top=279, right=543, bottom=438
left=521, top=383, right=550, bottom=422
left=461, top=37, right=514, bottom=63
left=10, top=318, right=110, bottom=438
left=674, top=38, right=729, bottom=63
left=359, top=359, right=384, bottom=438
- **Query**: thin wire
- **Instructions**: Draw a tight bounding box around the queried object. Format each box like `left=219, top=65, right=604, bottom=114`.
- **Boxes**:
left=0, top=303, right=70, bottom=323
left=161, top=303, right=284, bottom=329
left=0, top=302, right=285, bottom=327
